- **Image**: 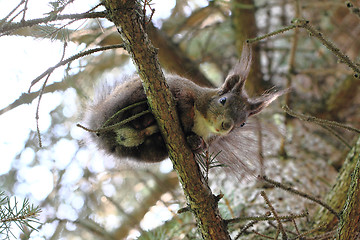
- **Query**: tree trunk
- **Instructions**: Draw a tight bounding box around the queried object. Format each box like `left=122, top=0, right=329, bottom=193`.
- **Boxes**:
left=315, top=137, right=360, bottom=234
left=103, top=1, right=231, bottom=239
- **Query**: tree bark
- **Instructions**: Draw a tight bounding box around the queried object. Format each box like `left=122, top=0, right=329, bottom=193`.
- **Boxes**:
left=103, top=1, right=230, bottom=239
left=337, top=137, right=360, bottom=239
left=315, top=137, right=360, bottom=232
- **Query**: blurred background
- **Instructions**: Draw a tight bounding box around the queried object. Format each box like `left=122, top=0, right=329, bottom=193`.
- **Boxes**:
left=0, top=0, right=359, bottom=239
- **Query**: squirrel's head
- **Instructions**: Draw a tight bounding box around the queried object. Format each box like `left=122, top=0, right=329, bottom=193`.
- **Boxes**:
left=194, top=45, right=286, bottom=141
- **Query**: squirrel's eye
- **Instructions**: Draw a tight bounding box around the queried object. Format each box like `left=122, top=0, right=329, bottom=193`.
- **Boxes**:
left=219, top=97, right=227, bottom=105
left=240, top=122, right=246, bottom=127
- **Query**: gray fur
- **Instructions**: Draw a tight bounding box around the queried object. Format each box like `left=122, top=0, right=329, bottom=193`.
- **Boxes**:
left=83, top=45, right=287, bottom=163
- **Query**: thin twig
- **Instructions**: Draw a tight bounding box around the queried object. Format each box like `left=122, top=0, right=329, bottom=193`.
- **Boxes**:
left=77, top=110, right=151, bottom=133
left=247, top=18, right=360, bottom=77
left=35, top=74, right=54, bottom=147
left=0, top=11, right=107, bottom=34
left=290, top=214, right=300, bottom=236
left=282, top=105, right=360, bottom=134
left=261, top=176, right=339, bottom=219
left=43, top=2, right=104, bottom=40
left=226, top=211, right=308, bottom=225
left=102, top=100, right=148, bottom=128
left=303, top=230, right=337, bottom=240
left=291, top=19, right=360, bottom=77
left=294, top=224, right=325, bottom=239
left=33, top=44, right=124, bottom=147
left=28, top=44, right=125, bottom=92
left=260, top=191, right=287, bottom=240
left=234, top=220, right=258, bottom=240
left=1, top=0, right=25, bottom=22
left=247, top=25, right=297, bottom=43
left=319, top=124, right=352, bottom=149
left=35, top=42, right=69, bottom=147
left=7, top=9, right=25, bottom=26
left=21, top=0, right=29, bottom=21
left=252, top=230, right=274, bottom=239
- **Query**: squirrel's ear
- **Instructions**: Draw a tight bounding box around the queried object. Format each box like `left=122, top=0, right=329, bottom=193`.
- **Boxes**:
left=248, top=89, right=289, bottom=116
left=220, top=44, right=252, bottom=94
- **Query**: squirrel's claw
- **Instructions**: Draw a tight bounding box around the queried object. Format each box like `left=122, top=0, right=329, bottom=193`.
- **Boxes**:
left=187, top=134, right=208, bottom=153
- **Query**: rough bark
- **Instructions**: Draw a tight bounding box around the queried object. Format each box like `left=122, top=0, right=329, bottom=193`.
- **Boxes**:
left=337, top=137, right=360, bottom=239
left=315, top=137, right=360, bottom=232
left=103, top=1, right=230, bottom=239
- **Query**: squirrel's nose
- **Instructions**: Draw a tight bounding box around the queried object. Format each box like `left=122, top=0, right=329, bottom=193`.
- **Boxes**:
left=221, top=120, right=233, bottom=131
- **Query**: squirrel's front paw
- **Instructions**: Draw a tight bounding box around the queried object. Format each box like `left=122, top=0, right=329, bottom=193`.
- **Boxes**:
left=186, top=134, right=207, bottom=153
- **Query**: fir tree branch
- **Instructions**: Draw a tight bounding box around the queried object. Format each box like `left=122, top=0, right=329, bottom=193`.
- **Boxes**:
left=0, top=11, right=107, bottom=35
left=0, top=192, right=41, bottom=239
left=226, top=211, right=308, bottom=225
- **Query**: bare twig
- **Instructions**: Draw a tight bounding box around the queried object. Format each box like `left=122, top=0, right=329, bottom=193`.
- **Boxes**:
left=31, top=44, right=124, bottom=147
left=252, top=230, right=274, bottom=239
left=77, top=109, right=150, bottom=133
left=282, top=105, right=360, bottom=134
left=291, top=19, right=360, bottom=77
left=35, top=74, right=51, bottom=147
left=35, top=42, right=68, bottom=147
left=290, top=214, right=300, bottom=236
left=226, top=211, right=308, bottom=225
left=295, top=224, right=325, bottom=239
left=1, top=0, right=25, bottom=22
left=21, top=0, right=29, bottom=21
left=247, top=25, right=296, bottom=43
left=28, top=44, right=125, bottom=92
left=247, top=18, right=360, bottom=77
left=77, top=100, right=149, bottom=134
left=319, top=124, right=352, bottom=149
left=261, top=176, right=339, bottom=219
left=234, top=220, right=258, bottom=240
left=260, top=191, right=288, bottom=240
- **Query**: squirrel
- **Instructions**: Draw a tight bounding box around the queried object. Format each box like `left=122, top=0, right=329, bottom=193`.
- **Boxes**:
left=83, top=45, right=287, bottom=164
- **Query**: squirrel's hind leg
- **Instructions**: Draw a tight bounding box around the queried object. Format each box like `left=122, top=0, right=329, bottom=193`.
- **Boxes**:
left=115, top=125, right=159, bottom=147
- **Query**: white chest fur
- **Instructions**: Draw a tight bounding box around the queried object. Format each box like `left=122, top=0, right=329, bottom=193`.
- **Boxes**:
left=192, top=108, right=218, bottom=142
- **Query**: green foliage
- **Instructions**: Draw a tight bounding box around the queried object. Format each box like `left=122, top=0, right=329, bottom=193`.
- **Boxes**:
left=0, top=191, right=41, bottom=239
left=196, top=151, right=226, bottom=181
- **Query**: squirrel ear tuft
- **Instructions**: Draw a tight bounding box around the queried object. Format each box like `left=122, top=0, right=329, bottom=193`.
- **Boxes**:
left=248, top=89, right=289, bottom=116
left=220, top=44, right=252, bottom=94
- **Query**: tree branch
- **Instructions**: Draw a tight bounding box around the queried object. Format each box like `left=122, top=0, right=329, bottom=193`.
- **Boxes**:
left=337, top=137, right=360, bottom=239
left=315, top=137, right=360, bottom=230
left=0, top=11, right=107, bottom=34
left=103, top=1, right=230, bottom=239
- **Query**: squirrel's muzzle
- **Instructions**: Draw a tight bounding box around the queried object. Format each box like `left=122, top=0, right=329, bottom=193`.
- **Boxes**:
left=221, top=119, right=234, bottom=132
